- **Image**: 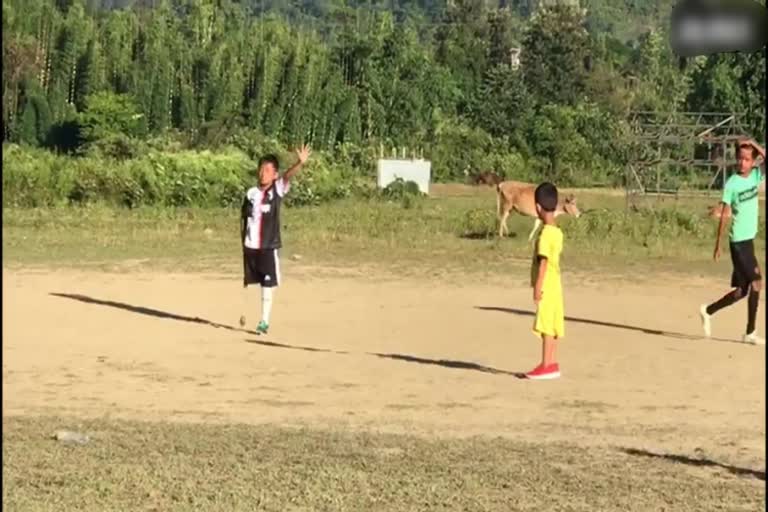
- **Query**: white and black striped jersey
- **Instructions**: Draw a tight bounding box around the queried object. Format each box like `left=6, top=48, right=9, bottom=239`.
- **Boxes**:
left=241, top=178, right=290, bottom=250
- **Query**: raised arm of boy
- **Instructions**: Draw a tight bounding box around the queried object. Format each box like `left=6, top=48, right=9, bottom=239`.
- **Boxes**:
left=282, top=144, right=312, bottom=183
left=744, top=139, right=765, bottom=173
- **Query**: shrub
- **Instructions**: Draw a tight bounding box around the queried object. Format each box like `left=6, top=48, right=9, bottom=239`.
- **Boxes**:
left=376, top=178, right=426, bottom=209
left=2, top=145, right=73, bottom=207
left=81, top=134, right=146, bottom=161
left=79, top=92, right=145, bottom=143
left=2, top=143, right=372, bottom=209
left=460, top=208, right=498, bottom=239
left=428, top=121, right=494, bottom=182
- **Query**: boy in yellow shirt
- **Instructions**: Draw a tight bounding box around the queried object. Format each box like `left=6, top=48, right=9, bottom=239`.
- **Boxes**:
left=526, top=182, right=565, bottom=380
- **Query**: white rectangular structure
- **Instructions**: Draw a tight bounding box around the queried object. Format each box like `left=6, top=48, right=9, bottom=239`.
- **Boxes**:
left=376, top=159, right=432, bottom=195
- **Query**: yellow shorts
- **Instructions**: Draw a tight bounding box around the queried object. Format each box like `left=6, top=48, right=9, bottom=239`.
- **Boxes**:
left=532, top=296, right=565, bottom=339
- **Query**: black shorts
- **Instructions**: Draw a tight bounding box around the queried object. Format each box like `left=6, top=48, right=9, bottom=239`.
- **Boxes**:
left=729, top=239, right=761, bottom=289
left=243, top=248, right=280, bottom=288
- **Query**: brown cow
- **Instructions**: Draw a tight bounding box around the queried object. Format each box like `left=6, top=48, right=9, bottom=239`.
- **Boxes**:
left=496, top=181, right=581, bottom=241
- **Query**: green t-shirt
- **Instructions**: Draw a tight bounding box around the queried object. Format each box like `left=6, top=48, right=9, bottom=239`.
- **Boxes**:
left=723, top=167, right=764, bottom=243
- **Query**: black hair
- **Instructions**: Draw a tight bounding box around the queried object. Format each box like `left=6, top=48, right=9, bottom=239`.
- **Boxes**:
left=737, top=143, right=758, bottom=159
left=258, top=154, right=280, bottom=170
left=534, top=182, right=558, bottom=212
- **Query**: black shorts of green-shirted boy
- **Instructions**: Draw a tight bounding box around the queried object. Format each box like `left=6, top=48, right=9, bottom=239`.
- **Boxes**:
left=239, top=145, right=311, bottom=335
left=700, top=140, right=765, bottom=345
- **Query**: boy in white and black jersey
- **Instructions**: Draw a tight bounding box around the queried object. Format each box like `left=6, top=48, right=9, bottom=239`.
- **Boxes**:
left=240, top=145, right=311, bottom=334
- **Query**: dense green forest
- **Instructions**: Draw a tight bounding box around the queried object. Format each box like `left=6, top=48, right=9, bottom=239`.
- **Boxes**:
left=2, top=0, right=765, bottom=207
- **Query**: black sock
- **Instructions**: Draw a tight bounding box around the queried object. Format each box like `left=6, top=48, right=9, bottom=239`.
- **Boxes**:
left=747, top=288, right=760, bottom=334
left=706, top=291, right=743, bottom=315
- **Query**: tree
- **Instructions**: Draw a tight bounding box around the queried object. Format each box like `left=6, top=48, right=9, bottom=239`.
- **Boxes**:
left=17, top=80, right=52, bottom=145
left=522, top=3, right=589, bottom=106
left=687, top=50, right=766, bottom=140
left=0, top=0, right=761, bottom=181
left=2, top=35, right=41, bottom=138
left=487, top=7, right=518, bottom=68
left=468, top=64, right=532, bottom=140
left=434, top=0, right=491, bottom=113
left=78, top=91, right=143, bottom=142
left=630, top=29, right=696, bottom=112
left=525, top=104, right=592, bottom=184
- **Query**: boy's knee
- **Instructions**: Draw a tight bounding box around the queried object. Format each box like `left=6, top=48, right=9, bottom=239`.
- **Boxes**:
left=734, top=287, right=746, bottom=299
left=751, top=278, right=762, bottom=293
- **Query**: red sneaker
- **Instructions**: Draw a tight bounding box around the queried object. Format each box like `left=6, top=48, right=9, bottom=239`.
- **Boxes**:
left=525, top=363, right=560, bottom=380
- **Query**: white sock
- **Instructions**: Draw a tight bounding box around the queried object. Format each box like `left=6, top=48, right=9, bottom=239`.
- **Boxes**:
left=261, top=287, right=273, bottom=324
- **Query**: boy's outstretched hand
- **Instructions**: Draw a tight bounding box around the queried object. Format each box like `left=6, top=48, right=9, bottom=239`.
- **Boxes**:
left=283, top=144, right=312, bottom=182
left=296, top=144, right=311, bottom=164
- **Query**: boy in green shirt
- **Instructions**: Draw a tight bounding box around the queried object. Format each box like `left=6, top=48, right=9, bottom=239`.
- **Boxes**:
left=700, top=139, right=765, bottom=344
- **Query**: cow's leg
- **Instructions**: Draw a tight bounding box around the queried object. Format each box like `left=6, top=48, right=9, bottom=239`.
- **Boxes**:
left=528, top=217, right=541, bottom=243
left=499, top=209, right=511, bottom=238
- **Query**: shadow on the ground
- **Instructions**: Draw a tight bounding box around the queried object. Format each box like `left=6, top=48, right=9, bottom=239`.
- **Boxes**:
left=369, top=352, right=525, bottom=378
left=459, top=231, right=517, bottom=241
left=459, top=232, right=495, bottom=240
left=50, top=292, right=259, bottom=335
left=621, top=448, right=765, bottom=480
left=475, top=306, right=742, bottom=344
left=245, top=338, right=349, bottom=354
left=50, top=292, right=522, bottom=377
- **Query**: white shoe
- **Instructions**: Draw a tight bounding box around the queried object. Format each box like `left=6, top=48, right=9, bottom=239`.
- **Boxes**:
left=699, top=305, right=711, bottom=338
left=743, top=332, right=765, bottom=345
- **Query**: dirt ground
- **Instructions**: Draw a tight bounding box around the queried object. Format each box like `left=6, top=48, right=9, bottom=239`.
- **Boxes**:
left=3, top=265, right=765, bottom=472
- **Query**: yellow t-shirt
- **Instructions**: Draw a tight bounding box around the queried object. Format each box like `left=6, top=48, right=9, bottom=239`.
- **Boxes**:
left=531, top=224, right=565, bottom=338
left=531, top=225, right=563, bottom=292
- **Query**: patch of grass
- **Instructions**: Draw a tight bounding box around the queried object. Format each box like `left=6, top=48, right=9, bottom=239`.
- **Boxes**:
left=2, top=188, right=765, bottom=279
left=3, top=415, right=763, bottom=512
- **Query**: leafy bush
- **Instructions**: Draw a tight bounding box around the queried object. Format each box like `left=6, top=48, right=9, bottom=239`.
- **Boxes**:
left=377, top=178, right=425, bottom=209
left=81, top=134, right=146, bottom=161
left=428, top=121, right=495, bottom=181
left=78, top=92, right=145, bottom=143
left=2, top=145, right=74, bottom=207
left=460, top=207, right=499, bottom=239
left=2, top=143, right=373, bottom=209
left=486, top=150, right=533, bottom=182
left=380, top=178, right=422, bottom=199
